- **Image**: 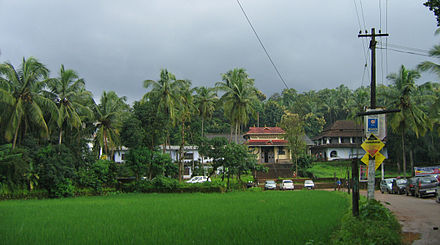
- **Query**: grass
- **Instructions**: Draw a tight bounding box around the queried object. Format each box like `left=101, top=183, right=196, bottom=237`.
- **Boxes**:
left=0, top=191, right=348, bottom=245
left=307, top=161, right=404, bottom=178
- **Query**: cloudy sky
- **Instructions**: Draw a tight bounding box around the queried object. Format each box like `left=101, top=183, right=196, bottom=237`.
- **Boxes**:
left=0, top=0, right=438, bottom=103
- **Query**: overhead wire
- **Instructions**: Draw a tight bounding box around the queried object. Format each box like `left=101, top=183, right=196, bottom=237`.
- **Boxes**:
left=235, top=0, right=289, bottom=89
left=353, top=0, right=370, bottom=86
left=379, top=0, right=384, bottom=85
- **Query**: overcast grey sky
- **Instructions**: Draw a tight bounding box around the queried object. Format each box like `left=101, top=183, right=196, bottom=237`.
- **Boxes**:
left=0, top=0, right=438, bottom=103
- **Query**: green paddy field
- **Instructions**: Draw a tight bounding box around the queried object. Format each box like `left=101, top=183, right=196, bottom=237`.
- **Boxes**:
left=0, top=191, right=348, bottom=245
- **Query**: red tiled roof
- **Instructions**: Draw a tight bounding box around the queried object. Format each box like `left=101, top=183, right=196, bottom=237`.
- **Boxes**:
left=245, top=139, right=288, bottom=146
left=245, top=127, right=285, bottom=135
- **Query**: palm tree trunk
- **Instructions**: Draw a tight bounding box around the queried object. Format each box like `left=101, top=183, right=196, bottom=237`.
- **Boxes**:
left=201, top=118, right=204, bottom=138
left=410, top=149, right=414, bottom=177
left=103, top=130, right=108, bottom=156
left=12, top=117, right=22, bottom=150
left=179, top=120, right=186, bottom=182
left=59, top=129, right=63, bottom=145
left=401, top=132, right=407, bottom=179
left=235, top=122, right=239, bottom=144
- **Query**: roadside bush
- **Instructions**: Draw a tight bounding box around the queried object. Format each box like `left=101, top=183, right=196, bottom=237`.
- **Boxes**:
left=36, top=145, right=76, bottom=197
left=331, top=199, right=401, bottom=245
left=54, top=178, right=75, bottom=198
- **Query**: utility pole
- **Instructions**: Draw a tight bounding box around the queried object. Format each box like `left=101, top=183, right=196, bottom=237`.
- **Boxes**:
left=358, top=28, right=389, bottom=200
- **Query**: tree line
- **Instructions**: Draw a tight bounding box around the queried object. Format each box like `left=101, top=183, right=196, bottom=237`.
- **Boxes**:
left=2, top=42, right=440, bottom=196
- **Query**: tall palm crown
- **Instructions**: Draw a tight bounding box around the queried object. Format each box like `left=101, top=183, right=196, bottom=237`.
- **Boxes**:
left=216, top=68, right=258, bottom=143
left=45, top=65, right=93, bottom=144
left=0, top=57, right=58, bottom=148
left=94, top=91, right=128, bottom=156
left=143, top=69, right=184, bottom=125
left=194, top=86, right=217, bottom=137
left=418, top=44, right=440, bottom=77
left=386, top=65, right=428, bottom=138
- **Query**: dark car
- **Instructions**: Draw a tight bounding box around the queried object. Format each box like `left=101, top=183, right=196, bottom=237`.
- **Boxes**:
left=392, top=178, right=407, bottom=194
left=415, top=176, right=439, bottom=198
left=406, top=177, right=419, bottom=196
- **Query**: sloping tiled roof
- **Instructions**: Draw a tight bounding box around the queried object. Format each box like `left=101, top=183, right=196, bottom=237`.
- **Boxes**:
left=245, top=127, right=285, bottom=135
left=245, top=139, right=288, bottom=146
left=313, top=120, right=363, bottom=139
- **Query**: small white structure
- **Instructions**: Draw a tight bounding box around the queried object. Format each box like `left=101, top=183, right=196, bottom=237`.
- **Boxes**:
left=311, top=120, right=389, bottom=161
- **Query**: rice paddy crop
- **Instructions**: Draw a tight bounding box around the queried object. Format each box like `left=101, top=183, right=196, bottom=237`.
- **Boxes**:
left=0, top=191, right=348, bottom=245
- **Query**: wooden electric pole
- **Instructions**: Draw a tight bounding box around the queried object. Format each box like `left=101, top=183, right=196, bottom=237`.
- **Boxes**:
left=358, top=28, right=389, bottom=201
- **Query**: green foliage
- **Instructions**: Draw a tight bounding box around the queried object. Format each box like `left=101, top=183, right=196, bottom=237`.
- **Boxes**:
left=424, top=0, right=440, bottom=26
left=125, top=147, right=175, bottom=181
left=54, top=178, right=75, bottom=198
left=35, top=144, right=76, bottom=197
left=77, top=160, right=114, bottom=193
left=331, top=200, right=401, bottom=245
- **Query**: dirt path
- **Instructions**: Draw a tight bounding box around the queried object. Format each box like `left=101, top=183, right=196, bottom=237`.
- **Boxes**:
left=361, top=190, right=440, bottom=244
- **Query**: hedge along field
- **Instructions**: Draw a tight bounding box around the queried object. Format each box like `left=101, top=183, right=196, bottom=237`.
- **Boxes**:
left=0, top=191, right=348, bottom=245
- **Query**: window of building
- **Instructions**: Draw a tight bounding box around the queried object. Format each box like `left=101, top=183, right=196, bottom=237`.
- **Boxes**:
left=184, top=153, right=194, bottom=160
left=278, top=147, right=285, bottom=155
left=330, top=151, right=338, bottom=158
left=341, top=137, right=351, bottom=143
left=330, top=137, right=339, bottom=144
left=121, top=153, right=126, bottom=161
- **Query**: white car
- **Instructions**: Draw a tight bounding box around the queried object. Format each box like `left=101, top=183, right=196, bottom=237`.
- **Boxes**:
left=280, top=180, right=294, bottom=190
left=304, top=180, right=315, bottom=190
left=186, top=176, right=211, bottom=183
left=264, top=180, right=277, bottom=190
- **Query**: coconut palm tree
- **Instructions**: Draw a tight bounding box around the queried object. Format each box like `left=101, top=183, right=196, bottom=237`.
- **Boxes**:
left=194, top=86, right=217, bottom=137
left=45, top=65, right=93, bottom=144
left=0, top=57, right=58, bottom=149
left=176, top=80, right=196, bottom=181
left=143, top=69, right=184, bottom=151
left=216, top=68, right=258, bottom=143
left=386, top=65, right=429, bottom=179
left=94, top=91, right=128, bottom=158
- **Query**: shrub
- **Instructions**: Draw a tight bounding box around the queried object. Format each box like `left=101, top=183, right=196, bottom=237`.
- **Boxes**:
left=54, top=178, right=75, bottom=198
left=36, top=145, right=76, bottom=197
left=331, top=199, right=401, bottom=245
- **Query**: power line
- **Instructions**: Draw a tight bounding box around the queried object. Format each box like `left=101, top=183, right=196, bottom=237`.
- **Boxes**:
left=353, top=0, right=370, bottom=84
left=235, top=0, right=289, bottom=89
left=377, top=47, right=431, bottom=57
left=380, top=42, right=430, bottom=53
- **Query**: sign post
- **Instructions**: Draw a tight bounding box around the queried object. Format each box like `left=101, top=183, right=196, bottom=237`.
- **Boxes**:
left=361, top=134, right=386, bottom=200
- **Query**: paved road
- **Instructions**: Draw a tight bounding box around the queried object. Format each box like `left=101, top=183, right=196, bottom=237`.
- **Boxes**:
left=363, top=191, right=440, bottom=245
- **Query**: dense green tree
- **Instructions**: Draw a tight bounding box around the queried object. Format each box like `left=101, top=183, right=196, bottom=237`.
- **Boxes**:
left=280, top=112, right=306, bottom=176
left=0, top=57, right=58, bottom=149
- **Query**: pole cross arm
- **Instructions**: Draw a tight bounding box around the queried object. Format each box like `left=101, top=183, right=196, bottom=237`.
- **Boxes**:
left=356, top=109, right=400, bottom=117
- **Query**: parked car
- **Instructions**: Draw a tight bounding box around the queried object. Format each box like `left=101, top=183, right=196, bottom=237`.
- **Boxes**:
left=436, top=185, right=440, bottom=203
left=391, top=178, right=407, bottom=194
left=264, top=180, right=277, bottom=190
left=280, top=180, right=294, bottom=190
left=186, top=176, right=211, bottom=184
left=406, top=177, right=419, bottom=196
left=304, top=180, right=315, bottom=190
left=379, top=178, right=395, bottom=194
left=415, top=176, right=438, bottom=198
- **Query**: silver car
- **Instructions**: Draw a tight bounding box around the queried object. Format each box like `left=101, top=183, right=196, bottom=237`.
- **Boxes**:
left=264, top=180, right=277, bottom=190
left=380, top=178, right=395, bottom=194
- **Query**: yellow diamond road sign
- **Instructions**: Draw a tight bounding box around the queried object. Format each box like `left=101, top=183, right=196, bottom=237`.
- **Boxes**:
left=360, top=152, right=386, bottom=170
left=361, top=134, right=385, bottom=157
